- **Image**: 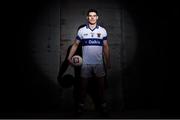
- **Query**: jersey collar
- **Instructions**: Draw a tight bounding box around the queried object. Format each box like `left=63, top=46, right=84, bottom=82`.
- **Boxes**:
left=86, top=23, right=99, bottom=31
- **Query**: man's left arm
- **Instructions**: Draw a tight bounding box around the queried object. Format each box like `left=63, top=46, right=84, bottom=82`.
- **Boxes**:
left=103, top=40, right=111, bottom=69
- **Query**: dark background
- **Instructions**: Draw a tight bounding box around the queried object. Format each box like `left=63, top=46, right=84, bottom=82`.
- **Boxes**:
left=1, top=0, right=172, bottom=118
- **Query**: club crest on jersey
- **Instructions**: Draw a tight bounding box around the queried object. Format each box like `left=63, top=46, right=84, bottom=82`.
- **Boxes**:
left=97, top=33, right=101, bottom=37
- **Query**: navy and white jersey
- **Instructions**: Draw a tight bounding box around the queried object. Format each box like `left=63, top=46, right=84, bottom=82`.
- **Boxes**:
left=76, top=24, right=107, bottom=64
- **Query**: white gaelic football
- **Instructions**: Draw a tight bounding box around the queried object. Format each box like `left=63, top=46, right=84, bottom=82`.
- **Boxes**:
left=71, top=55, right=83, bottom=66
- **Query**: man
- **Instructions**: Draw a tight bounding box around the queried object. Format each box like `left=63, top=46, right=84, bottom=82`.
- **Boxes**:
left=58, top=24, right=103, bottom=113
left=67, top=9, right=111, bottom=113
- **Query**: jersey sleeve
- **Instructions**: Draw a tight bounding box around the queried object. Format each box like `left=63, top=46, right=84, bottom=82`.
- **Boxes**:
left=75, top=29, right=82, bottom=42
left=102, top=28, right=108, bottom=40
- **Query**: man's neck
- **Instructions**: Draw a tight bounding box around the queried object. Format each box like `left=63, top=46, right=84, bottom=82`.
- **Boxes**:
left=88, top=23, right=97, bottom=30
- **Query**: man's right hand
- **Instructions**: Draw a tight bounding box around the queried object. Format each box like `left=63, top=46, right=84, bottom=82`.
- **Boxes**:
left=68, top=57, right=72, bottom=65
left=67, top=40, right=80, bottom=65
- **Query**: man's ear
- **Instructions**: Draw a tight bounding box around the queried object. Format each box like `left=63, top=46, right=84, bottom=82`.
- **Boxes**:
left=86, top=16, right=88, bottom=20
left=97, top=16, right=99, bottom=20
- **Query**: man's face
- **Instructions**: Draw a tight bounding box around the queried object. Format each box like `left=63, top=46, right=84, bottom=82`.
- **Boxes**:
left=87, top=12, right=98, bottom=25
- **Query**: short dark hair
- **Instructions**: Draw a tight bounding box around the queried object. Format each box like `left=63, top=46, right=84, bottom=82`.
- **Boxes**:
left=87, top=9, right=98, bottom=16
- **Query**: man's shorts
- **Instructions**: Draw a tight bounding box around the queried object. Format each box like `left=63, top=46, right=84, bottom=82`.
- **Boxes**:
left=81, top=64, right=105, bottom=78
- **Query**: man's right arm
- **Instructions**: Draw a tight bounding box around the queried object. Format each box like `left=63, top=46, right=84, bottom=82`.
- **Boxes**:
left=67, top=40, right=80, bottom=64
